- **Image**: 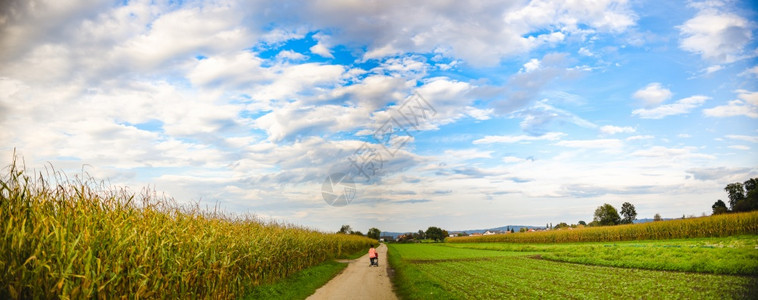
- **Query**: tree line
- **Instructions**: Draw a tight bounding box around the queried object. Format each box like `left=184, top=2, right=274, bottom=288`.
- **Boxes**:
left=712, top=178, right=758, bottom=214
left=337, top=225, right=382, bottom=240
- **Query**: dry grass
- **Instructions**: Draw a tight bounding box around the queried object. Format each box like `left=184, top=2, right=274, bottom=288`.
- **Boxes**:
left=0, top=157, right=375, bottom=299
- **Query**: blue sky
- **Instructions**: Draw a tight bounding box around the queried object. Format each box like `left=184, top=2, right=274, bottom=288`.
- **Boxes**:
left=1, top=0, right=757, bottom=233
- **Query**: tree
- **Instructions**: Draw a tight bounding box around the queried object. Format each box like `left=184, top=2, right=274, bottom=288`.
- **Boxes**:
left=519, top=227, right=527, bottom=232
left=338, top=225, right=352, bottom=234
left=351, top=231, right=363, bottom=236
left=725, top=182, right=746, bottom=211
left=417, top=230, right=426, bottom=240
left=593, top=203, right=621, bottom=226
left=578, top=220, right=586, bottom=226
left=620, top=202, right=637, bottom=224
left=738, top=178, right=758, bottom=212
left=712, top=200, right=728, bottom=215
left=510, top=228, right=515, bottom=233
left=653, top=213, right=662, bottom=221
left=367, top=228, right=381, bottom=240
left=425, top=226, right=445, bottom=242
left=554, top=222, right=569, bottom=229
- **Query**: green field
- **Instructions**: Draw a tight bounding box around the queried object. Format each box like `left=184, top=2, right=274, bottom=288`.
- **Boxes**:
left=388, top=238, right=758, bottom=299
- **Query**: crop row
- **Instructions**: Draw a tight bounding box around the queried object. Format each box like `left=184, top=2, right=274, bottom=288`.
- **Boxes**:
left=448, top=211, right=758, bottom=244
left=388, top=244, right=758, bottom=299
left=0, top=160, right=375, bottom=299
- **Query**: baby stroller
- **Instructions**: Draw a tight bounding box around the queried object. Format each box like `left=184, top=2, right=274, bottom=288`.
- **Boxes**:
left=368, top=246, right=379, bottom=267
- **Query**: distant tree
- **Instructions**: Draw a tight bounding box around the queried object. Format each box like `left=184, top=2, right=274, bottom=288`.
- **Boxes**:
left=418, top=229, right=427, bottom=240
left=510, top=228, right=515, bottom=233
left=519, top=227, right=527, bottom=232
left=425, top=227, right=445, bottom=242
left=593, top=203, right=621, bottom=226
left=351, top=231, right=363, bottom=236
left=578, top=220, right=587, bottom=226
left=338, top=225, right=352, bottom=234
left=731, top=178, right=758, bottom=212
left=367, top=228, right=381, bottom=240
left=653, top=213, right=662, bottom=221
left=745, top=178, right=758, bottom=211
left=712, top=200, right=728, bottom=215
left=620, top=202, right=637, bottom=224
left=725, top=182, right=746, bottom=211
left=554, top=222, right=569, bottom=229
left=546, top=223, right=549, bottom=230
left=588, top=220, right=600, bottom=227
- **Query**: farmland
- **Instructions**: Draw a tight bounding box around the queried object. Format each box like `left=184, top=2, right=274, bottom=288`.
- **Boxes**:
left=0, top=160, right=376, bottom=298
left=388, top=240, right=758, bottom=299
left=448, top=210, right=758, bottom=244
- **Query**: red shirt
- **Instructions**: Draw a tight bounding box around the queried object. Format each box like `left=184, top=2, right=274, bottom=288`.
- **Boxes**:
left=369, top=248, right=377, bottom=258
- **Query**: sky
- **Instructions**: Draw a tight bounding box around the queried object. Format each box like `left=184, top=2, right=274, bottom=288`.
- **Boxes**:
left=1, top=0, right=757, bottom=233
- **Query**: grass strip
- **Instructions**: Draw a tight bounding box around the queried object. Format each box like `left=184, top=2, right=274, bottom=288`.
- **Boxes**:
left=244, top=260, right=348, bottom=300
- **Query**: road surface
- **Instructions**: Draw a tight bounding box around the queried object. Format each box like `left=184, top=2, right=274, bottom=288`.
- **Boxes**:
left=307, top=244, right=397, bottom=300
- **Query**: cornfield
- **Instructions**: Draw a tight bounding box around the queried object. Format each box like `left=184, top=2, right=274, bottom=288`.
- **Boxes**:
left=0, top=158, right=375, bottom=299
left=449, top=211, right=758, bottom=244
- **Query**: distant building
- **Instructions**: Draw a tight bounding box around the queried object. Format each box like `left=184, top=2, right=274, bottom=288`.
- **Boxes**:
left=483, top=230, right=496, bottom=235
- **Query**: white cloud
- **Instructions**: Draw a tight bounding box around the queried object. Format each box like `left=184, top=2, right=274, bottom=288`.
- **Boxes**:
left=512, top=99, right=596, bottom=135
left=687, top=167, right=753, bottom=181
left=276, top=50, right=307, bottom=61
left=632, top=83, right=672, bottom=107
left=443, top=149, right=493, bottom=160
left=555, top=139, right=623, bottom=149
left=502, top=156, right=528, bottom=163
left=473, top=132, right=565, bottom=144
left=578, top=47, right=593, bottom=57
left=626, top=135, right=655, bottom=141
left=522, top=58, right=541, bottom=73
left=739, top=66, right=758, bottom=77
left=729, top=145, right=750, bottom=150
left=632, top=95, right=709, bottom=119
left=703, top=90, right=758, bottom=119
left=725, top=135, right=758, bottom=143
left=703, top=65, right=723, bottom=74
left=600, top=125, right=635, bottom=135
left=286, top=0, right=637, bottom=66
left=632, top=146, right=715, bottom=160
left=678, top=3, right=754, bottom=63
left=310, top=43, right=334, bottom=58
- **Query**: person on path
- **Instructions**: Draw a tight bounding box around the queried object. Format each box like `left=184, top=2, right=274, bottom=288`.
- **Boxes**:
left=368, top=246, right=378, bottom=266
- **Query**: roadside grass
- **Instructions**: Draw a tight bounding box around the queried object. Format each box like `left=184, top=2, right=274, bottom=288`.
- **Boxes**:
left=388, top=243, right=758, bottom=299
left=444, top=236, right=758, bottom=275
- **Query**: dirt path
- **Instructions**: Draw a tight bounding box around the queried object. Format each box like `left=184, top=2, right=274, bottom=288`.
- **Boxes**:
left=307, top=244, right=397, bottom=300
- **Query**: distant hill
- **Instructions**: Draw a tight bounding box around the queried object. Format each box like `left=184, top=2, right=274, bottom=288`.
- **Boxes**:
left=634, top=218, right=675, bottom=224
left=381, top=225, right=543, bottom=239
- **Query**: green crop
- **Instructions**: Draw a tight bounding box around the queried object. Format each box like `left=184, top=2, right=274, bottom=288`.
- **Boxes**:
left=0, top=158, right=375, bottom=299
left=388, top=243, right=758, bottom=299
